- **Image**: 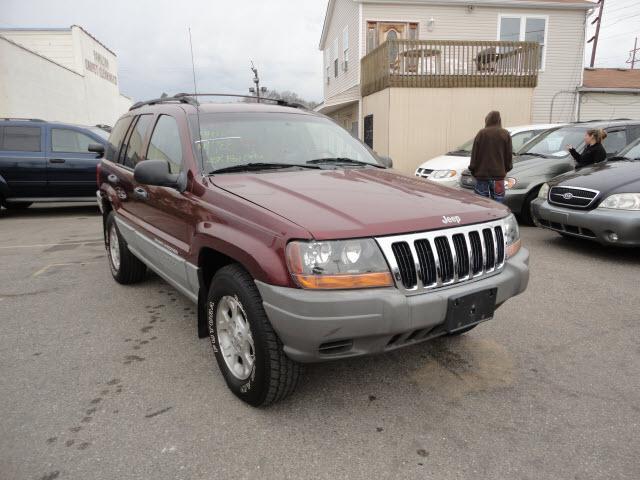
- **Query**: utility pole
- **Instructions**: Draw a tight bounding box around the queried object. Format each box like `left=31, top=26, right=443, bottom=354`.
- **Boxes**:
left=588, top=0, right=605, bottom=68
left=627, top=37, right=639, bottom=69
left=249, top=61, right=267, bottom=103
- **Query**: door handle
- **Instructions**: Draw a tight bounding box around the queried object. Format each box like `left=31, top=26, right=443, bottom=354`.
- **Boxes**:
left=107, top=174, right=119, bottom=184
left=134, top=187, right=149, bottom=200
left=49, top=158, right=66, bottom=164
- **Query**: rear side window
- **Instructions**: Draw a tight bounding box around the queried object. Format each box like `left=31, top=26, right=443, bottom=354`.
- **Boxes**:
left=106, top=117, right=133, bottom=161
left=603, top=129, right=627, bottom=156
left=628, top=125, right=640, bottom=143
left=51, top=129, right=95, bottom=153
left=1, top=126, right=42, bottom=152
left=147, top=115, right=183, bottom=173
left=511, top=130, right=542, bottom=152
left=122, top=115, right=153, bottom=168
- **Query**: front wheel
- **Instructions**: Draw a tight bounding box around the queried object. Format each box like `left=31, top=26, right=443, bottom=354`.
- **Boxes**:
left=519, top=187, right=541, bottom=226
left=207, top=264, right=300, bottom=406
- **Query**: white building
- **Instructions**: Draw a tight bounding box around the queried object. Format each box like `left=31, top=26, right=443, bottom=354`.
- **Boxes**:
left=0, top=25, right=132, bottom=126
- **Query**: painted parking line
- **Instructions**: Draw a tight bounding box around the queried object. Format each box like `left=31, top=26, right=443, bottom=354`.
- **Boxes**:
left=0, top=240, right=102, bottom=250
left=32, top=261, right=101, bottom=278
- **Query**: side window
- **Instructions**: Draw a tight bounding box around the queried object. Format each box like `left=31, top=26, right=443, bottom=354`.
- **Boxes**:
left=51, top=129, right=96, bottom=153
left=511, top=130, right=540, bottom=153
left=628, top=125, right=640, bottom=143
left=106, top=117, right=133, bottom=162
left=147, top=115, right=183, bottom=174
left=602, top=129, right=627, bottom=156
left=122, top=114, right=153, bottom=168
left=1, top=126, right=42, bottom=152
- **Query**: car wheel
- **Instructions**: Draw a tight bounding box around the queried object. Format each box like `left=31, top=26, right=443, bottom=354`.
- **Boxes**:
left=105, top=211, right=146, bottom=284
left=3, top=202, right=33, bottom=210
left=207, top=264, right=300, bottom=407
left=519, top=187, right=540, bottom=226
left=445, top=324, right=478, bottom=336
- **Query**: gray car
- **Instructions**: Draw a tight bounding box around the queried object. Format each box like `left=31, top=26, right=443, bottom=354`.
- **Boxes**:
left=460, top=120, right=640, bottom=224
left=531, top=137, right=640, bottom=247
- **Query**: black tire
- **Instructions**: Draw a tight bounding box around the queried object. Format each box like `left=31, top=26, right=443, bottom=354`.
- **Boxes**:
left=3, top=202, right=33, bottom=210
left=445, top=324, right=478, bottom=336
left=207, top=264, right=300, bottom=407
left=519, top=187, right=540, bottom=226
left=105, top=211, right=146, bottom=284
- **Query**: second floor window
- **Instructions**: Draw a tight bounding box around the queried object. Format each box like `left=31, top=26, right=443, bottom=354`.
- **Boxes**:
left=499, top=15, right=547, bottom=69
left=343, top=27, right=349, bottom=71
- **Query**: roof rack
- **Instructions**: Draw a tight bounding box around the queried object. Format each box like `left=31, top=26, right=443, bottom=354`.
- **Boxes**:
left=128, top=93, right=306, bottom=111
left=1, top=118, right=45, bottom=122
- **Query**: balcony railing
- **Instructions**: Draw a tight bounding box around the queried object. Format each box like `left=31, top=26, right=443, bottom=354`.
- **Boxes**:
left=360, top=39, right=540, bottom=96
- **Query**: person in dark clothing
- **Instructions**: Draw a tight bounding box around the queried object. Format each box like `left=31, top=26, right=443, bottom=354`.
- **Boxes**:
left=469, top=111, right=513, bottom=203
left=567, top=129, right=608, bottom=167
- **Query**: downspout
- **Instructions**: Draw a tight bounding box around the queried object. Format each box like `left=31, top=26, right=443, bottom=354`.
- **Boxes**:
left=575, top=90, right=581, bottom=122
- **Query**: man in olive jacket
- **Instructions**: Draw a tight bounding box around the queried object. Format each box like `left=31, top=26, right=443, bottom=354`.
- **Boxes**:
left=468, top=111, right=513, bottom=203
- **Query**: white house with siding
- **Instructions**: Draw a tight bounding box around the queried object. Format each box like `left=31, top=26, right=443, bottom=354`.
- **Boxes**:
left=317, top=0, right=596, bottom=173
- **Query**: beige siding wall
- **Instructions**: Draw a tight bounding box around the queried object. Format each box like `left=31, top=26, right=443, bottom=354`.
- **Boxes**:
left=362, top=89, right=390, bottom=156
left=363, top=87, right=533, bottom=174
left=0, top=30, right=77, bottom=72
left=322, top=0, right=360, bottom=102
left=329, top=103, right=360, bottom=136
left=362, top=3, right=587, bottom=124
left=578, top=93, right=640, bottom=121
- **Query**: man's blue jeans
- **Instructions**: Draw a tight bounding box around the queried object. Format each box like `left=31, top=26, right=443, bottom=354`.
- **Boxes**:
left=474, top=179, right=505, bottom=203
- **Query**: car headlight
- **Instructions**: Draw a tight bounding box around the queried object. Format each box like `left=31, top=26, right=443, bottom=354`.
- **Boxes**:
left=286, top=239, right=393, bottom=289
left=538, top=183, right=550, bottom=199
left=598, top=193, right=640, bottom=211
left=505, top=177, right=517, bottom=190
left=430, top=169, right=457, bottom=179
left=503, top=213, right=521, bottom=258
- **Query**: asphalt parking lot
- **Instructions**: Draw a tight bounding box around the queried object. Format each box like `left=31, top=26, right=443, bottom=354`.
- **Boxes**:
left=1, top=204, right=639, bottom=480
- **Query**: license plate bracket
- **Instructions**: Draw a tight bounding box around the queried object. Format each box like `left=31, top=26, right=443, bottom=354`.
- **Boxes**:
left=445, top=288, right=497, bottom=333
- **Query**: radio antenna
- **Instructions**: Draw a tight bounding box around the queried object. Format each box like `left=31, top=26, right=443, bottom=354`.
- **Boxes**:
left=188, top=27, right=205, bottom=171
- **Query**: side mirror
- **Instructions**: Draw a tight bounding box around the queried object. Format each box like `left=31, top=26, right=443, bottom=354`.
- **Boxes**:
left=88, top=143, right=105, bottom=155
left=134, top=159, right=185, bottom=191
left=378, top=155, right=393, bottom=169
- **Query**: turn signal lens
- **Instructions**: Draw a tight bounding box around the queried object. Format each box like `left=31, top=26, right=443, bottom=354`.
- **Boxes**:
left=506, top=239, right=521, bottom=258
left=293, top=272, right=393, bottom=289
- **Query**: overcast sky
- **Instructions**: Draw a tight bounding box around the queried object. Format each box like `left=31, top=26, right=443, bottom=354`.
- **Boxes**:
left=2, top=0, right=639, bottom=103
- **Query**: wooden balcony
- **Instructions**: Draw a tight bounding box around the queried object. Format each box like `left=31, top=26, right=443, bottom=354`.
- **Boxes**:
left=360, top=39, right=540, bottom=97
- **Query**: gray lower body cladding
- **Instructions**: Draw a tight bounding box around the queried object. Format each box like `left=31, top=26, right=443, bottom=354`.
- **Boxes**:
left=257, top=248, right=529, bottom=363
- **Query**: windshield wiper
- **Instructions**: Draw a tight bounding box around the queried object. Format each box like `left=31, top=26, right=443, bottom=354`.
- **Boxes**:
left=518, top=152, right=549, bottom=158
left=608, top=155, right=630, bottom=161
left=448, top=149, right=471, bottom=155
left=209, top=162, right=321, bottom=174
left=307, top=157, right=384, bottom=168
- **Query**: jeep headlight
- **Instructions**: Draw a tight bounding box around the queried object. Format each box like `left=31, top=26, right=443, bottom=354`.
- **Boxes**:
left=503, top=214, right=521, bottom=258
left=597, top=193, right=640, bottom=211
left=538, top=183, right=550, bottom=200
left=430, top=169, right=457, bottom=179
left=286, top=239, right=392, bottom=289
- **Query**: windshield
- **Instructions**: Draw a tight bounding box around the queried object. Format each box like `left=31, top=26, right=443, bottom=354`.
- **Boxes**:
left=87, top=127, right=109, bottom=140
left=189, top=113, right=380, bottom=173
left=618, top=137, right=640, bottom=160
left=449, top=138, right=473, bottom=154
left=518, top=127, right=585, bottom=158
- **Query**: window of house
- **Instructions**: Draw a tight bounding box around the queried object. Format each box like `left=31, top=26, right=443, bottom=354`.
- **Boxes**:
left=499, top=15, right=547, bottom=69
left=147, top=115, right=183, bottom=174
left=51, top=129, right=95, bottom=153
left=343, top=27, right=349, bottom=71
left=333, top=38, right=339, bottom=77
left=325, top=49, right=331, bottom=85
left=121, top=114, right=153, bottom=168
left=1, top=126, right=42, bottom=152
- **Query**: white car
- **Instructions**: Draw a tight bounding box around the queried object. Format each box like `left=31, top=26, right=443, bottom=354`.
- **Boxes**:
left=415, top=124, right=563, bottom=188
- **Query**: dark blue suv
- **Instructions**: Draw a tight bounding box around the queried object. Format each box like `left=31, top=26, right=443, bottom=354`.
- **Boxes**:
left=0, top=118, right=108, bottom=209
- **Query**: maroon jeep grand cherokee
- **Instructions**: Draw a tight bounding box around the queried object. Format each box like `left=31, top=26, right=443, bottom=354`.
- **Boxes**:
left=97, top=95, right=529, bottom=406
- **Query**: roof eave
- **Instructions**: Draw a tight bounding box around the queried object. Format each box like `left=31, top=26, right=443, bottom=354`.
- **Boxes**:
left=354, top=0, right=594, bottom=10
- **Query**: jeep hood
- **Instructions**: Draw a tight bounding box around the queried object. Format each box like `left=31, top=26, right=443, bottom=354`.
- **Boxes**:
left=211, top=168, right=508, bottom=239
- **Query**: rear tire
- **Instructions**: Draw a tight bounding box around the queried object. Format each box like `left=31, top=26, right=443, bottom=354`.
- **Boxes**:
left=105, top=211, right=146, bottom=284
left=519, top=187, right=540, bottom=226
left=207, top=264, right=300, bottom=407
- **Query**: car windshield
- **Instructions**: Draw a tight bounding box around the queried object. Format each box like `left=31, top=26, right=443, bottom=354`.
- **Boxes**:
left=517, top=126, right=585, bottom=158
left=189, top=112, right=381, bottom=173
left=448, top=138, right=473, bottom=155
left=617, top=137, right=640, bottom=160
left=87, top=127, right=109, bottom=140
